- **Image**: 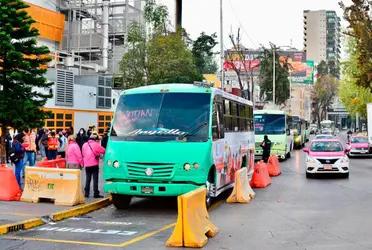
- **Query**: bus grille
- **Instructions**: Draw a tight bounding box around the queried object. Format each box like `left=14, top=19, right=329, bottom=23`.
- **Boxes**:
left=126, top=162, right=174, bottom=179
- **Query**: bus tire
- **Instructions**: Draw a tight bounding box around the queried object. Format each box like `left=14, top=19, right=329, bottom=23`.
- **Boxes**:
left=112, top=194, right=132, bottom=209
left=206, top=167, right=216, bottom=209
left=286, top=151, right=291, bottom=159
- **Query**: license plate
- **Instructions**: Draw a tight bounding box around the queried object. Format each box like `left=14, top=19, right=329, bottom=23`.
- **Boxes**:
left=141, top=186, right=154, bottom=194
left=324, top=164, right=332, bottom=170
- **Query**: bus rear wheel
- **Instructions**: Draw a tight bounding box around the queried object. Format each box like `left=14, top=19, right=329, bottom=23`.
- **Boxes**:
left=112, top=194, right=132, bottom=209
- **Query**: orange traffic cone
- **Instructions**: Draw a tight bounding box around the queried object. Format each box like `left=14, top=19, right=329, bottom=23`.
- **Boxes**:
left=267, top=155, right=281, bottom=177
left=250, top=161, right=271, bottom=188
left=0, top=165, right=22, bottom=201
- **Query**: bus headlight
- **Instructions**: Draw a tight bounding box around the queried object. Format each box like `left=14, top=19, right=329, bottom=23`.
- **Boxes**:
left=193, top=163, right=200, bottom=169
left=113, top=160, right=120, bottom=168
left=184, top=163, right=191, bottom=171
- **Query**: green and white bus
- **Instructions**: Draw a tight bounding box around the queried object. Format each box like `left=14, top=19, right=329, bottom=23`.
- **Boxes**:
left=254, top=110, right=293, bottom=160
left=104, top=83, right=255, bottom=208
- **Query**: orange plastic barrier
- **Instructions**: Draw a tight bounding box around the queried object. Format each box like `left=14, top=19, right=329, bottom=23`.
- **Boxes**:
left=250, top=161, right=271, bottom=188
left=0, top=165, right=22, bottom=201
left=166, top=187, right=218, bottom=248
left=36, top=158, right=66, bottom=168
left=267, top=155, right=281, bottom=177
left=21, top=167, right=84, bottom=206
left=227, top=167, right=255, bottom=203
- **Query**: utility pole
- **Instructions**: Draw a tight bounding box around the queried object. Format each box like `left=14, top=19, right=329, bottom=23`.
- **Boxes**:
left=220, top=0, right=224, bottom=90
left=175, top=0, right=182, bottom=27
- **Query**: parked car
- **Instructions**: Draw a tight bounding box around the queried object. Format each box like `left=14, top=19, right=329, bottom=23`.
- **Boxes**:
left=303, top=139, right=350, bottom=178
left=347, top=136, right=372, bottom=157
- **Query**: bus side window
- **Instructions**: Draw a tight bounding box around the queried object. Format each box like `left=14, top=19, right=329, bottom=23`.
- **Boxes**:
left=217, top=102, right=225, bottom=138
left=212, top=103, right=219, bottom=140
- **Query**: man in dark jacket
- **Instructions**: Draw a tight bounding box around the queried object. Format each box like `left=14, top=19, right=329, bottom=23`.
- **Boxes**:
left=260, top=135, right=272, bottom=163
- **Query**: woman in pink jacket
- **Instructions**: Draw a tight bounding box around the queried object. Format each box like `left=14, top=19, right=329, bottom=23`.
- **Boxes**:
left=66, top=136, right=83, bottom=169
left=82, top=132, right=105, bottom=198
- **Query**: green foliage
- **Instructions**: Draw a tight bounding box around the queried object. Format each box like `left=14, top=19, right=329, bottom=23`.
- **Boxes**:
left=119, top=23, right=147, bottom=89
left=339, top=37, right=372, bottom=117
left=340, top=0, right=372, bottom=89
left=0, top=0, right=52, bottom=130
left=316, top=60, right=339, bottom=78
left=311, top=75, right=339, bottom=123
left=144, top=0, right=169, bottom=35
left=258, top=46, right=290, bottom=105
left=147, top=32, right=202, bottom=84
left=192, top=32, right=218, bottom=74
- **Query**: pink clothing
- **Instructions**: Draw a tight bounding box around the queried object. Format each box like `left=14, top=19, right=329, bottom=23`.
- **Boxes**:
left=23, top=132, right=37, bottom=152
left=82, top=140, right=105, bottom=167
left=66, top=142, right=83, bottom=166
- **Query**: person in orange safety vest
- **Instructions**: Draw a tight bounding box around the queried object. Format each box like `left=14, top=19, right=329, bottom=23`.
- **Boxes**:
left=47, top=131, right=60, bottom=160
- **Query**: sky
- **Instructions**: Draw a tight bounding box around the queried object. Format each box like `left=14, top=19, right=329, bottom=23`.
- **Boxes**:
left=157, top=0, right=353, bottom=51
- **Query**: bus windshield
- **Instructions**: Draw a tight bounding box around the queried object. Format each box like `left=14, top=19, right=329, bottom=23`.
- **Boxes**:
left=254, top=114, right=285, bottom=135
left=111, top=92, right=211, bottom=142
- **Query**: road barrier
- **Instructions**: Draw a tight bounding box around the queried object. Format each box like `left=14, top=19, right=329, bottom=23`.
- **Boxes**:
left=166, top=187, right=218, bottom=248
left=227, top=167, right=255, bottom=203
left=267, top=155, right=281, bottom=177
left=0, top=165, right=22, bottom=201
left=36, top=158, right=66, bottom=168
left=250, top=161, right=272, bottom=188
left=21, top=167, right=84, bottom=206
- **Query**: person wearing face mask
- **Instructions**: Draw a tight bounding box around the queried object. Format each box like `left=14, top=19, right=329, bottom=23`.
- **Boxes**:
left=47, top=130, right=59, bottom=160
left=76, top=128, right=88, bottom=150
left=58, top=130, right=68, bottom=158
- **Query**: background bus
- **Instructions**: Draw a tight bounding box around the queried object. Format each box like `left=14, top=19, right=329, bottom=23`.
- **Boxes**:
left=104, top=83, right=255, bottom=208
left=254, top=110, right=293, bottom=160
left=288, top=116, right=309, bottom=149
left=320, top=120, right=335, bottom=135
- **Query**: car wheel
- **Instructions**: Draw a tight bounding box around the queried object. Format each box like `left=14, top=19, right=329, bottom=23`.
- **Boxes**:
left=112, top=194, right=132, bottom=209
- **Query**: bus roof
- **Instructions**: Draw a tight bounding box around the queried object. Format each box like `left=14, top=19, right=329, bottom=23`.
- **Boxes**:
left=254, top=109, right=286, bottom=115
left=120, top=83, right=253, bottom=106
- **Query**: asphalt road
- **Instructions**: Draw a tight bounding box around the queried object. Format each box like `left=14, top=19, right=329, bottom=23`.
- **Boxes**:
left=1, top=141, right=372, bottom=250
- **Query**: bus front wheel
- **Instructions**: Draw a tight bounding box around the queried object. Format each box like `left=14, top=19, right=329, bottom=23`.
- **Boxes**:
left=112, top=194, right=132, bottom=209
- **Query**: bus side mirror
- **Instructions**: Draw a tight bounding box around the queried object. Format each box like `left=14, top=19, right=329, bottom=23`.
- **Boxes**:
left=286, top=129, right=290, bottom=136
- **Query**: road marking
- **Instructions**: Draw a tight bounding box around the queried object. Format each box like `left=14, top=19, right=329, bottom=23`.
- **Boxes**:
left=35, top=226, right=137, bottom=236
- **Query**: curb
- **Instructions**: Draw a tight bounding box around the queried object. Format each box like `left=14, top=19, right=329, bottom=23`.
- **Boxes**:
left=0, top=197, right=112, bottom=235
left=0, top=218, right=44, bottom=235
left=51, top=196, right=112, bottom=222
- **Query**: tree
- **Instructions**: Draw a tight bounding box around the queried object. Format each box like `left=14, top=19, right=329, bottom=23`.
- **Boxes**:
left=147, top=31, right=202, bottom=84
left=339, top=0, right=372, bottom=89
left=316, top=60, right=339, bottom=78
left=144, top=0, right=169, bottom=35
left=0, top=0, right=52, bottom=132
left=119, top=23, right=148, bottom=89
left=192, top=32, right=218, bottom=74
left=339, top=37, right=372, bottom=117
left=311, top=76, right=339, bottom=124
left=258, top=45, right=290, bottom=105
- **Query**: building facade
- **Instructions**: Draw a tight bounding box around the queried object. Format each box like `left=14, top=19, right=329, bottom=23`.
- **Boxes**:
left=303, top=10, right=341, bottom=77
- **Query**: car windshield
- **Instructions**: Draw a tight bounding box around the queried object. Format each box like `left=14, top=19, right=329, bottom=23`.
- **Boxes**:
left=310, top=141, right=343, bottom=152
left=351, top=137, right=368, bottom=143
left=254, top=114, right=285, bottom=135
left=111, top=92, right=211, bottom=142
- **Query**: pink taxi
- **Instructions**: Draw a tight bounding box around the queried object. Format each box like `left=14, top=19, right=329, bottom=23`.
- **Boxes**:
left=303, top=139, right=349, bottom=178
left=347, top=136, right=372, bottom=157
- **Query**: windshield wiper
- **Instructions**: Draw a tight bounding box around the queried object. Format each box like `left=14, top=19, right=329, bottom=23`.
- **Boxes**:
left=177, top=122, right=208, bottom=141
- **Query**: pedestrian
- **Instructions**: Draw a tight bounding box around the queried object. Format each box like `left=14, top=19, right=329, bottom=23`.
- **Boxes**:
left=22, top=128, right=37, bottom=166
left=39, top=128, right=49, bottom=159
left=66, top=135, right=83, bottom=169
left=0, top=136, right=6, bottom=164
left=260, top=135, right=272, bottom=163
left=10, top=134, right=25, bottom=187
left=82, top=132, right=105, bottom=198
left=58, top=130, right=67, bottom=158
left=76, top=128, right=88, bottom=150
left=47, top=130, right=59, bottom=160
left=101, top=128, right=109, bottom=149
left=4, top=129, right=12, bottom=163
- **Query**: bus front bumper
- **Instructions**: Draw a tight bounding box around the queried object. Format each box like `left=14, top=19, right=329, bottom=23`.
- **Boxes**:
left=104, top=181, right=203, bottom=197
left=255, top=149, right=286, bottom=160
